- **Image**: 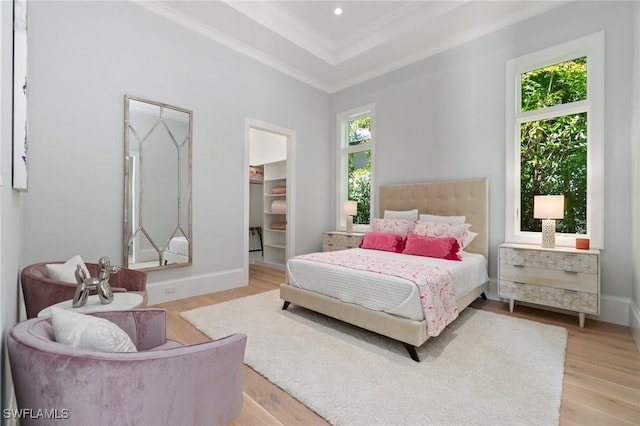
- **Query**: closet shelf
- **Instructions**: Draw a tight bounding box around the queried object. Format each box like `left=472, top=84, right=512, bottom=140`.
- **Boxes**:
left=262, top=160, right=287, bottom=266
left=264, top=243, right=286, bottom=249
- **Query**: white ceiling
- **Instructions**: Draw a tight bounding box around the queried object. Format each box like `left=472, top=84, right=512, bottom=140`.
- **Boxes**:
left=136, top=1, right=567, bottom=93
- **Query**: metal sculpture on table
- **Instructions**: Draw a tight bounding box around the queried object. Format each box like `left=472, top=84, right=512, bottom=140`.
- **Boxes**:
left=72, top=257, right=119, bottom=308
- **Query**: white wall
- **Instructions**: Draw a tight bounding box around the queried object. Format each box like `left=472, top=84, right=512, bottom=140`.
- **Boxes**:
left=330, top=1, right=635, bottom=324
left=23, top=1, right=331, bottom=303
left=1, top=0, right=26, bottom=417
left=249, top=129, right=287, bottom=166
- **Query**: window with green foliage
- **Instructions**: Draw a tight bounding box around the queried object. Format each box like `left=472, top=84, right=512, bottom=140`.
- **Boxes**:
left=520, top=58, right=587, bottom=234
left=505, top=33, right=604, bottom=248
left=338, top=106, right=374, bottom=229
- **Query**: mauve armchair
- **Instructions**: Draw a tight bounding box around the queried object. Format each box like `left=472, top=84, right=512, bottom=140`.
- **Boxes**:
left=21, top=262, right=148, bottom=318
left=8, top=309, right=247, bottom=426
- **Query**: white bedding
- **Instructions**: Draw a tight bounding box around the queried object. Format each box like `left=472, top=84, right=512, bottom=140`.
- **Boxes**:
left=167, top=236, right=189, bottom=255
left=287, top=248, right=488, bottom=321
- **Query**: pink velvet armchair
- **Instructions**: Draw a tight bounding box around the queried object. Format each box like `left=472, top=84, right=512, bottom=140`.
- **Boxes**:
left=21, top=262, right=148, bottom=318
left=8, top=309, right=247, bottom=426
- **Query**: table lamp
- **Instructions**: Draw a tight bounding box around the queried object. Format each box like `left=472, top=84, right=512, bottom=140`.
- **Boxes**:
left=343, top=200, right=358, bottom=234
left=534, top=195, right=564, bottom=248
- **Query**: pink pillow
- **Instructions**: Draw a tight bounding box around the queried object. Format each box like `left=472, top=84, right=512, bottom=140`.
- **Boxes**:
left=402, top=233, right=461, bottom=261
left=359, top=232, right=405, bottom=253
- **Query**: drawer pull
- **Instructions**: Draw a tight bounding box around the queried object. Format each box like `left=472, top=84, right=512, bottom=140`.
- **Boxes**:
left=563, top=270, right=578, bottom=274
left=513, top=264, right=525, bottom=268
left=564, top=289, right=578, bottom=294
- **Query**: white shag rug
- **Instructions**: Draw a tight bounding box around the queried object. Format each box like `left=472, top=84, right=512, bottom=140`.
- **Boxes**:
left=180, top=290, right=567, bottom=426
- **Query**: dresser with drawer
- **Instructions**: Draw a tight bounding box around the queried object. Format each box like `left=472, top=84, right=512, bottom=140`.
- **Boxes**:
left=322, top=231, right=365, bottom=252
left=498, top=243, right=600, bottom=328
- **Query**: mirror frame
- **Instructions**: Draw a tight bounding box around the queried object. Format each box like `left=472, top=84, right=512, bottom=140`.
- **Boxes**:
left=123, top=95, right=193, bottom=271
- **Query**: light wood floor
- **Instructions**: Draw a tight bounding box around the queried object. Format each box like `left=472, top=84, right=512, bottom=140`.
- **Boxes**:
left=152, top=264, right=640, bottom=426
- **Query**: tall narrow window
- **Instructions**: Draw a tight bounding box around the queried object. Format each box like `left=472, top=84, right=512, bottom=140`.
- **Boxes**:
left=505, top=33, right=604, bottom=247
left=337, top=105, right=374, bottom=230
left=520, top=58, right=587, bottom=234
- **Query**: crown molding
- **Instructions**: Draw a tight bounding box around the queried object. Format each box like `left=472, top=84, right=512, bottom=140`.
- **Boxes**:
left=132, top=0, right=569, bottom=94
left=132, top=1, right=332, bottom=92
left=224, top=1, right=336, bottom=64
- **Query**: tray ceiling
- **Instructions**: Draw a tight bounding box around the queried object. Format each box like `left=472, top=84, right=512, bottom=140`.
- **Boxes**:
left=137, top=1, right=566, bottom=93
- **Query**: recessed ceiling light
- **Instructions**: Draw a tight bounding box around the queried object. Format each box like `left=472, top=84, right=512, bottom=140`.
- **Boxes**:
left=334, top=7, right=343, bottom=16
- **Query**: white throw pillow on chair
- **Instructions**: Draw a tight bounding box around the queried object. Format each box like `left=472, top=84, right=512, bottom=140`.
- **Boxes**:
left=45, top=255, right=90, bottom=283
left=51, top=308, right=137, bottom=352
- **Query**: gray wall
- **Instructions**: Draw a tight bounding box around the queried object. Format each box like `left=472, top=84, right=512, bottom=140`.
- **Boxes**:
left=330, top=2, right=635, bottom=311
left=23, top=1, right=331, bottom=301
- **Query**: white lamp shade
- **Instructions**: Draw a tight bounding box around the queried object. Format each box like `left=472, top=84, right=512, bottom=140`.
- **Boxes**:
left=534, top=195, right=565, bottom=219
left=343, top=200, right=357, bottom=216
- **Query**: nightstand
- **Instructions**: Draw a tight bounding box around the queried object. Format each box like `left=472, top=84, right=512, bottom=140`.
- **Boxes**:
left=322, top=231, right=365, bottom=252
left=498, top=243, right=600, bottom=328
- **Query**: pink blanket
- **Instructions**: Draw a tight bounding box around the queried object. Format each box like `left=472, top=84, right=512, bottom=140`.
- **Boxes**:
left=296, top=251, right=459, bottom=336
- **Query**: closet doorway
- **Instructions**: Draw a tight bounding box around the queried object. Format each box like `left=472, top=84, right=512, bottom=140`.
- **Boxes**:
left=244, top=119, right=295, bottom=274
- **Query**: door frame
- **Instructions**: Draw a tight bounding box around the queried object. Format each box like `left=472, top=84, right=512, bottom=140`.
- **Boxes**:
left=244, top=118, right=296, bottom=274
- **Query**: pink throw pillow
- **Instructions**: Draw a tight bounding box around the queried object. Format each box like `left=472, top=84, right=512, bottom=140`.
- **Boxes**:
left=402, top=233, right=461, bottom=261
left=359, top=232, right=405, bottom=253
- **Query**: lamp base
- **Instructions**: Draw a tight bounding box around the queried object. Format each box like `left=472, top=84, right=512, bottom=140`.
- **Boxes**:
left=346, top=216, right=353, bottom=234
left=541, top=219, right=556, bottom=248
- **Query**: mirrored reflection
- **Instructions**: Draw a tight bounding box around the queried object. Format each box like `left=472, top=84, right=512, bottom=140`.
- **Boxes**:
left=124, top=96, right=192, bottom=271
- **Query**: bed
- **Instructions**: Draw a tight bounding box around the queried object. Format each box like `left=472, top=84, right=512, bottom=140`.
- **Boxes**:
left=162, top=236, right=190, bottom=265
left=280, top=179, right=489, bottom=361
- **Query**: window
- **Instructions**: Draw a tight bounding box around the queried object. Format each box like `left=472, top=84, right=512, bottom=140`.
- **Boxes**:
left=337, top=105, right=374, bottom=231
left=505, top=32, right=604, bottom=248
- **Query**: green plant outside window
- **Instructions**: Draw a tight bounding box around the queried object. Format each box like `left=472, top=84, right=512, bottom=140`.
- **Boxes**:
left=347, top=116, right=371, bottom=225
left=520, top=57, right=587, bottom=234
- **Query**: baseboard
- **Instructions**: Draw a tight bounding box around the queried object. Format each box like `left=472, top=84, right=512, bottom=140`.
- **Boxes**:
left=600, top=295, right=632, bottom=326
left=146, top=268, right=246, bottom=305
left=630, top=300, right=640, bottom=352
left=485, top=278, right=632, bottom=326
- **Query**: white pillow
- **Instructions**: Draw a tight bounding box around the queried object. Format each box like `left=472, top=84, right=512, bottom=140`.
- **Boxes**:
left=413, top=221, right=471, bottom=250
left=46, top=255, right=91, bottom=283
left=418, top=213, right=466, bottom=224
left=371, top=218, right=416, bottom=237
left=463, top=231, right=478, bottom=249
left=51, top=308, right=137, bottom=352
left=384, top=209, right=419, bottom=221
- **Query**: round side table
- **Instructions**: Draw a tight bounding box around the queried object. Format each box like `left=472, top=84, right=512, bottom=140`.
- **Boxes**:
left=38, top=293, right=144, bottom=317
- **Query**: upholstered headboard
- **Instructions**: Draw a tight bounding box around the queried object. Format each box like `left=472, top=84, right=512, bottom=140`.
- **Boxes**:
left=379, top=179, right=489, bottom=259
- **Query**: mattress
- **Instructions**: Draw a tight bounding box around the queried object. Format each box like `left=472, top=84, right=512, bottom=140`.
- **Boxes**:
left=167, top=236, right=189, bottom=255
left=287, top=248, right=488, bottom=321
